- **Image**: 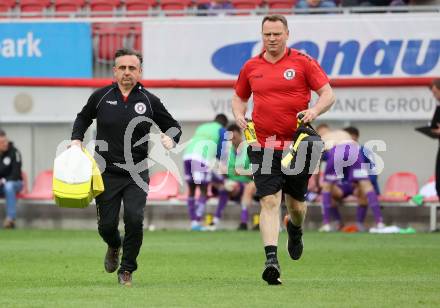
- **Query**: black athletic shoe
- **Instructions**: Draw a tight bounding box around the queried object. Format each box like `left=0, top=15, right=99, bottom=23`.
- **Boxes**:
left=286, top=221, right=303, bottom=260
left=262, top=258, right=282, bottom=285
left=104, top=245, right=121, bottom=273
left=237, top=222, right=248, bottom=231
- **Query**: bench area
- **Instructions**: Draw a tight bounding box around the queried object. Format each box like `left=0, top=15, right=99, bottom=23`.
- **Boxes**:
left=0, top=198, right=438, bottom=231
left=1, top=170, right=439, bottom=231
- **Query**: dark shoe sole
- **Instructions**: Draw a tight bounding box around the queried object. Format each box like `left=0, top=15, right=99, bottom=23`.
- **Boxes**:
left=105, top=258, right=119, bottom=273
left=105, top=265, right=118, bottom=273
left=262, top=265, right=282, bottom=285
left=104, top=247, right=121, bottom=273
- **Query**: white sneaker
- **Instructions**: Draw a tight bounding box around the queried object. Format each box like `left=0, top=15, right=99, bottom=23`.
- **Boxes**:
left=319, top=224, right=332, bottom=232
left=191, top=221, right=206, bottom=231
left=207, top=217, right=221, bottom=231
left=376, top=222, right=386, bottom=229
left=213, top=217, right=220, bottom=225
left=206, top=223, right=217, bottom=231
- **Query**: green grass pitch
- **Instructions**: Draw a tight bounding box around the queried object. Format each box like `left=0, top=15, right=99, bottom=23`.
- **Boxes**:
left=0, top=230, right=439, bottom=307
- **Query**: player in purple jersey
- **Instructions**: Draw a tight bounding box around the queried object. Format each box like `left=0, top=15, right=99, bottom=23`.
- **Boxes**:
left=317, top=125, right=384, bottom=232
left=209, top=124, right=256, bottom=230
left=183, top=114, right=228, bottom=231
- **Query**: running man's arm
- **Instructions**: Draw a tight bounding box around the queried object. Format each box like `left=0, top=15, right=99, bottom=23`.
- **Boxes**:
left=233, top=65, right=251, bottom=129
left=314, top=84, right=335, bottom=115
left=232, top=93, right=248, bottom=129
left=300, top=84, right=335, bottom=123
left=151, top=97, right=182, bottom=147
left=71, top=92, right=99, bottom=147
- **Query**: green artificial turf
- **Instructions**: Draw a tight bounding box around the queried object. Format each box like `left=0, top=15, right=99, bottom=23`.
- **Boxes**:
left=0, top=230, right=439, bottom=308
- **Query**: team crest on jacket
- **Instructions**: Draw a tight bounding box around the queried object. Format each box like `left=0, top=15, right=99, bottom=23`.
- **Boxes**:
left=3, top=157, right=11, bottom=166
left=283, top=69, right=295, bottom=80
left=134, top=102, right=147, bottom=114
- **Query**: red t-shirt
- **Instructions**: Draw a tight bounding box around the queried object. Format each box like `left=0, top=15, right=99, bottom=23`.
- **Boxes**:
left=235, top=48, right=329, bottom=149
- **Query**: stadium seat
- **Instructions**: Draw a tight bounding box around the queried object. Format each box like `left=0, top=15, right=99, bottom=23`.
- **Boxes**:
left=147, top=171, right=179, bottom=201
left=130, top=23, right=143, bottom=52
left=19, top=0, right=51, bottom=17
left=267, top=0, right=296, bottom=14
left=94, top=23, right=134, bottom=62
left=230, top=0, right=263, bottom=15
left=379, top=172, right=419, bottom=203
left=125, top=0, right=157, bottom=17
left=0, top=0, right=16, bottom=15
left=424, top=195, right=439, bottom=203
left=89, top=0, right=121, bottom=17
left=20, top=170, right=54, bottom=200
left=133, top=32, right=142, bottom=52
left=54, top=0, right=86, bottom=17
left=159, top=0, right=192, bottom=16
left=194, top=0, right=212, bottom=4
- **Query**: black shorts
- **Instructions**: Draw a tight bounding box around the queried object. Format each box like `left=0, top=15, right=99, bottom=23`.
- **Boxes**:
left=247, top=147, right=311, bottom=202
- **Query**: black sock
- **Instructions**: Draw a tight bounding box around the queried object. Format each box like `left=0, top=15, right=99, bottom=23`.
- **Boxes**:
left=264, top=245, right=277, bottom=260
left=287, top=221, right=302, bottom=235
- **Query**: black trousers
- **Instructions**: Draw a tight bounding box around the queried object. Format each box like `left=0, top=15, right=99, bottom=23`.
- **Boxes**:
left=96, top=171, right=148, bottom=273
left=436, top=146, right=440, bottom=199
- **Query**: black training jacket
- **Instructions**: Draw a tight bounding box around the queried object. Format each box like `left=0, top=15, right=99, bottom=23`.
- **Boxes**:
left=0, top=142, right=22, bottom=181
left=71, top=82, right=182, bottom=174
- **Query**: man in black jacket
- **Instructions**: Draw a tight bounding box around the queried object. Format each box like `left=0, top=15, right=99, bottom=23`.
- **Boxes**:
left=430, top=79, right=440, bottom=199
left=71, top=49, right=181, bottom=287
left=0, top=129, right=23, bottom=229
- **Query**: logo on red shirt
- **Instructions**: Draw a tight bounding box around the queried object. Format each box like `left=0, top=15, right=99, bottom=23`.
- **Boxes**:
left=283, top=69, right=295, bottom=80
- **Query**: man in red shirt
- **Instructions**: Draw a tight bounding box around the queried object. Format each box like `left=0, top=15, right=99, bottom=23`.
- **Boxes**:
left=232, top=14, right=335, bottom=285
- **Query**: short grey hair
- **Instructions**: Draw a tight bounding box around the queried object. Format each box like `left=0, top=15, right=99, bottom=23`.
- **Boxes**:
left=114, top=48, right=143, bottom=65
left=262, top=15, right=288, bottom=30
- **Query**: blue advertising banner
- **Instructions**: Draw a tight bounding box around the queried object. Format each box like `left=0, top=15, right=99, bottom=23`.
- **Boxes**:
left=0, top=23, right=92, bottom=78
left=143, top=14, right=440, bottom=79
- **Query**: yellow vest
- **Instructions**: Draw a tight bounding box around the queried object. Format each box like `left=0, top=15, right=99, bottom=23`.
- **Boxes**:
left=53, top=148, right=104, bottom=208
